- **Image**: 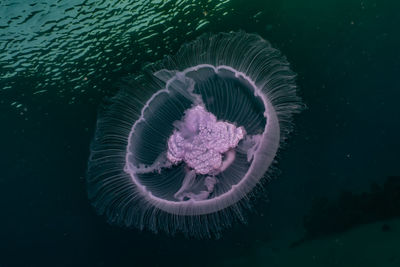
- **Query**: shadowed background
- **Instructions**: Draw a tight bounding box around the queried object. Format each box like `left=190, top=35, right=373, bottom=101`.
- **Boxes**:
left=1, top=0, right=399, bottom=266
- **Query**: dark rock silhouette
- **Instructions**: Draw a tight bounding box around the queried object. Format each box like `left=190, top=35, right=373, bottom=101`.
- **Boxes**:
left=303, top=176, right=400, bottom=239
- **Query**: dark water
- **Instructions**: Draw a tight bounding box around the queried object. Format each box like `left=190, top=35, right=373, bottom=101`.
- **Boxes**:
left=1, top=0, right=400, bottom=266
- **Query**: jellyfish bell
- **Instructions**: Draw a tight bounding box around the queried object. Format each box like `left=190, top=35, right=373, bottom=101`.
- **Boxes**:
left=87, top=31, right=302, bottom=238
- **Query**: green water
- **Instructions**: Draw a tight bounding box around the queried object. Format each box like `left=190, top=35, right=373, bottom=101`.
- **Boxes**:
left=1, top=0, right=400, bottom=266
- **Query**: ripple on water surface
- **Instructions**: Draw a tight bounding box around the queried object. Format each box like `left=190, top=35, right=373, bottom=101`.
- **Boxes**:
left=0, top=0, right=232, bottom=102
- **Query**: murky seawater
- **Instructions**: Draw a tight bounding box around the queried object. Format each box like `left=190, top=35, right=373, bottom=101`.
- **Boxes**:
left=1, top=0, right=400, bottom=266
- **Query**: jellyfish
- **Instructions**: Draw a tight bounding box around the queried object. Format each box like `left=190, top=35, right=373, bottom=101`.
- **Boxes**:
left=87, top=31, right=302, bottom=238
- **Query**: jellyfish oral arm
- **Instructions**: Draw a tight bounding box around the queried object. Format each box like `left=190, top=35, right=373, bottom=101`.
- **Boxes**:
left=219, top=149, right=236, bottom=173
left=173, top=170, right=218, bottom=201
left=126, top=152, right=172, bottom=174
left=237, top=134, right=262, bottom=162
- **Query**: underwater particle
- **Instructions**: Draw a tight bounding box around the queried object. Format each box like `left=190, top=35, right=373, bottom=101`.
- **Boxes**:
left=87, top=31, right=303, bottom=238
